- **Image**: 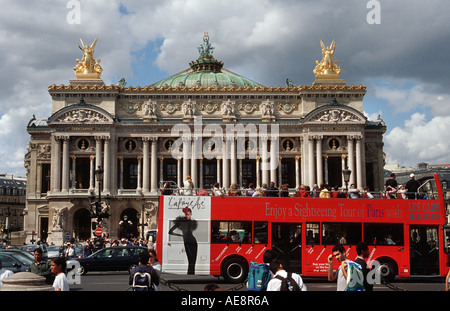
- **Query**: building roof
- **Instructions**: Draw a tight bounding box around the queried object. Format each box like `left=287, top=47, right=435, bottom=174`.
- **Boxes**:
left=151, top=33, right=265, bottom=89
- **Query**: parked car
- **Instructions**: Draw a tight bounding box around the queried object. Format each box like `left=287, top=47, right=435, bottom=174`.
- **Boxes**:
left=68, top=246, right=147, bottom=275
left=0, top=252, right=34, bottom=273
left=47, top=245, right=63, bottom=259
left=18, top=244, right=48, bottom=259
left=0, top=249, right=35, bottom=262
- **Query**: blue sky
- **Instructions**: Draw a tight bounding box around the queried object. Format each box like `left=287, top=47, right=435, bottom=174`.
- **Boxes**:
left=1, top=0, right=450, bottom=177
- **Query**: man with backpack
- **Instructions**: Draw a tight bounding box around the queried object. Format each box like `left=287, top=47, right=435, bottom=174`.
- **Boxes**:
left=266, top=260, right=307, bottom=291
left=129, top=250, right=160, bottom=291
left=247, top=249, right=277, bottom=291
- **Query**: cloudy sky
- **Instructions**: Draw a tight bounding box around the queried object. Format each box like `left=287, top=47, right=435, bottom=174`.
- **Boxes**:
left=1, top=0, right=449, bottom=177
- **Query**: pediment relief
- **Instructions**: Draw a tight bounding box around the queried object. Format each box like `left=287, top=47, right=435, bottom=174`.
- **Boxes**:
left=307, top=108, right=365, bottom=124
left=50, top=107, right=113, bottom=124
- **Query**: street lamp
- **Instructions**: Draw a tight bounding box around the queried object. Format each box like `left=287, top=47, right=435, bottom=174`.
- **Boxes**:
left=342, top=167, right=352, bottom=190
left=90, top=166, right=109, bottom=223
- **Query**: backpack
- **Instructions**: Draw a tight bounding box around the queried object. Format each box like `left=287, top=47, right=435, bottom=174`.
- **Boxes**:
left=132, top=266, right=152, bottom=291
left=248, top=261, right=271, bottom=291
left=274, top=272, right=302, bottom=291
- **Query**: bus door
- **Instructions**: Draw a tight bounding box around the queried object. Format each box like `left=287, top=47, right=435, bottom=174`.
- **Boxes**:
left=271, top=223, right=302, bottom=273
left=409, top=225, right=439, bottom=275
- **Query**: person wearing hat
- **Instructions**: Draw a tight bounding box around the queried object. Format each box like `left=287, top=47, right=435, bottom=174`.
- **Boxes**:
left=405, top=173, right=420, bottom=199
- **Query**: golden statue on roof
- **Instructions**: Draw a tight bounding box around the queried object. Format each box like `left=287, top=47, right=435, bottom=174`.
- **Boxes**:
left=313, top=40, right=341, bottom=80
left=73, top=38, right=103, bottom=79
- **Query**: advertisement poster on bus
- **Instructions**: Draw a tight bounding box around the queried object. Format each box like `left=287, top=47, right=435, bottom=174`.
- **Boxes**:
left=161, top=196, right=211, bottom=275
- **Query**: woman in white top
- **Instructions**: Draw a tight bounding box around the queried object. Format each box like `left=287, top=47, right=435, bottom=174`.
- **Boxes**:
left=51, top=257, right=69, bottom=291
left=183, top=176, right=194, bottom=195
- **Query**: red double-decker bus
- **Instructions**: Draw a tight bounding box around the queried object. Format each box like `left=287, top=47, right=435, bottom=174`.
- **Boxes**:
left=156, top=174, right=449, bottom=283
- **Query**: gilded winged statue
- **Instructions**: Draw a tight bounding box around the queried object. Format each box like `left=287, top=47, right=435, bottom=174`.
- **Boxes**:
left=74, top=38, right=103, bottom=76
left=313, top=40, right=341, bottom=77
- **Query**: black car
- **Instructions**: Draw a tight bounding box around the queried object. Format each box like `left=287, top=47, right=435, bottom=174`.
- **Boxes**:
left=0, top=252, right=34, bottom=273
left=69, top=246, right=147, bottom=275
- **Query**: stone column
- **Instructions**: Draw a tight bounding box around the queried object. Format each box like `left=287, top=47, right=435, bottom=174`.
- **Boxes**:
left=137, top=157, right=142, bottom=191
left=316, top=137, right=323, bottom=187
left=347, top=137, right=355, bottom=185
left=270, top=137, right=278, bottom=185
left=142, top=138, right=150, bottom=193
left=103, top=137, right=111, bottom=193
left=261, top=137, right=269, bottom=186
left=295, top=156, right=300, bottom=189
left=71, top=156, right=76, bottom=190
left=90, top=156, right=95, bottom=190
left=308, top=136, right=315, bottom=187
left=61, top=136, right=70, bottom=194
left=177, top=157, right=182, bottom=188
left=256, top=157, right=261, bottom=189
left=191, top=138, right=198, bottom=190
left=222, top=138, right=229, bottom=189
left=51, top=136, right=62, bottom=193
left=216, top=158, right=221, bottom=187
left=230, top=137, right=237, bottom=185
left=355, top=136, right=363, bottom=189
left=341, top=155, right=347, bottom=187
left=183, top=137, right=191, bottom=181
left=118, top=157, right=124, bottom=193
left=150, top=138, right=158, bottom=193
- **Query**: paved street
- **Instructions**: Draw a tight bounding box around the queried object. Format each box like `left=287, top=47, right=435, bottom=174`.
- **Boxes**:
left=69, top=271, right=447, bottom=292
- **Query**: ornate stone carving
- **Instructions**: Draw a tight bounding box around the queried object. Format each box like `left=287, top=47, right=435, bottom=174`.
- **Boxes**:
left=55, top=109, right=109, bottom=123
left=261, top=100, right=276, bottom=122
left=310, top=109, right=361, bottom=123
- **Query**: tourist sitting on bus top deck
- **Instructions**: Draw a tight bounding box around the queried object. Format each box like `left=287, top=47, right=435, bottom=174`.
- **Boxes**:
left=405, top=173, right=420, bottom=199
left=266, top=182, right=279, bottom=197
left=161, top=182, right=173, bottom=195
left=129, top=249, right=160, bottom=291
left=348, top=184, right=360, bottom=198
left=183, top=176, right=194, bottom=195
left=385, top=173, right=398, bottom=199
left=362, top=186, right=374, bottom=199
left=252, top=187, right=262, bottom=197
left=211, top=183, right=223, bottom=196
left=294, top=185, right=309, bottom=198
left=228, top=183, right=241, bottom=196
left=29, top=247, right=53, bottom=284
left=398, top=185, right=407, bottom=199
left=266, top=260, right=307, bottom=291
left=280, top=184, right=290, bottom=197
left=0, top=258, right=13, bottom=290
left=331, top=186, right=340, bottom=198
left=319, top=184, right=331, bottom=198
left=246, top=183, right=255, bottom=197
left=51, top=257, right=69, bottom=291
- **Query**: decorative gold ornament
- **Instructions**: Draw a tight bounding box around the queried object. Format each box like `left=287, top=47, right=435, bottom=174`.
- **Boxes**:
left=73, top=38, right=103, bottom=79
left=313, top=40, right=341, bottom=79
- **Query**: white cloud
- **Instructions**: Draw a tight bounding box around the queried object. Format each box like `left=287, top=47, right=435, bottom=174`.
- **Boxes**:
left=385, top=113, right=450, bottom=166
left=1, top=0, right=450, bottom=176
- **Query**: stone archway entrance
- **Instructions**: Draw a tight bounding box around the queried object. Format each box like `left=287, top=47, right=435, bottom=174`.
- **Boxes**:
left=119, top=208, right=138, bottom=240
left=73, top=208, right=92, bottom=241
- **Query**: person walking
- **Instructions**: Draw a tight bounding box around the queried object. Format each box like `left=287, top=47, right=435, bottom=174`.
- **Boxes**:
left=327, top=244, right=364, bottom=291
left=266, top=260, right=307, bottom=291
left=355, top=242, right=373, bottom=291
left=129, top=250, right=160, bottom=291
left=28, top=247, right=53, bottom=284
left=51, top=257, right=69, bottom=291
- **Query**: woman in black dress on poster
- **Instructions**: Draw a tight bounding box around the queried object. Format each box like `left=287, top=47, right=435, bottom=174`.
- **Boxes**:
left=168, top=207, right=198, bottom=275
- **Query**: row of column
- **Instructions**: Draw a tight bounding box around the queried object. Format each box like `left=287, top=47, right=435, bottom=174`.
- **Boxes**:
left=305, top=134, right=365, bottom=189
left=51, top=133, right=366, bottom=193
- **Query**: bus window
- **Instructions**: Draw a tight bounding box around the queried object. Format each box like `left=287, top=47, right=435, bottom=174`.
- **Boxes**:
left=254, top=221, right=268, bottom=244
left=211, top=221, right=252, bottom=244
left=306, top=223, right=320, bottom=245
left=322, top=223, right=362, bottom=245
left=364, top=223, right=404, bottom=246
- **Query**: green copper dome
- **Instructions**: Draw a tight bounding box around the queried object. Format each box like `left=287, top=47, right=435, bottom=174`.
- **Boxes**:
left=152, top=33, right=265, bottom=89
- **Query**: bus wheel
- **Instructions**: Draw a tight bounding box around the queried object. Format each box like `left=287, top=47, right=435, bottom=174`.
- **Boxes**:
left=378, top=259, right=397, bottom=282
left=222, top=258, right=248, bottom=284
